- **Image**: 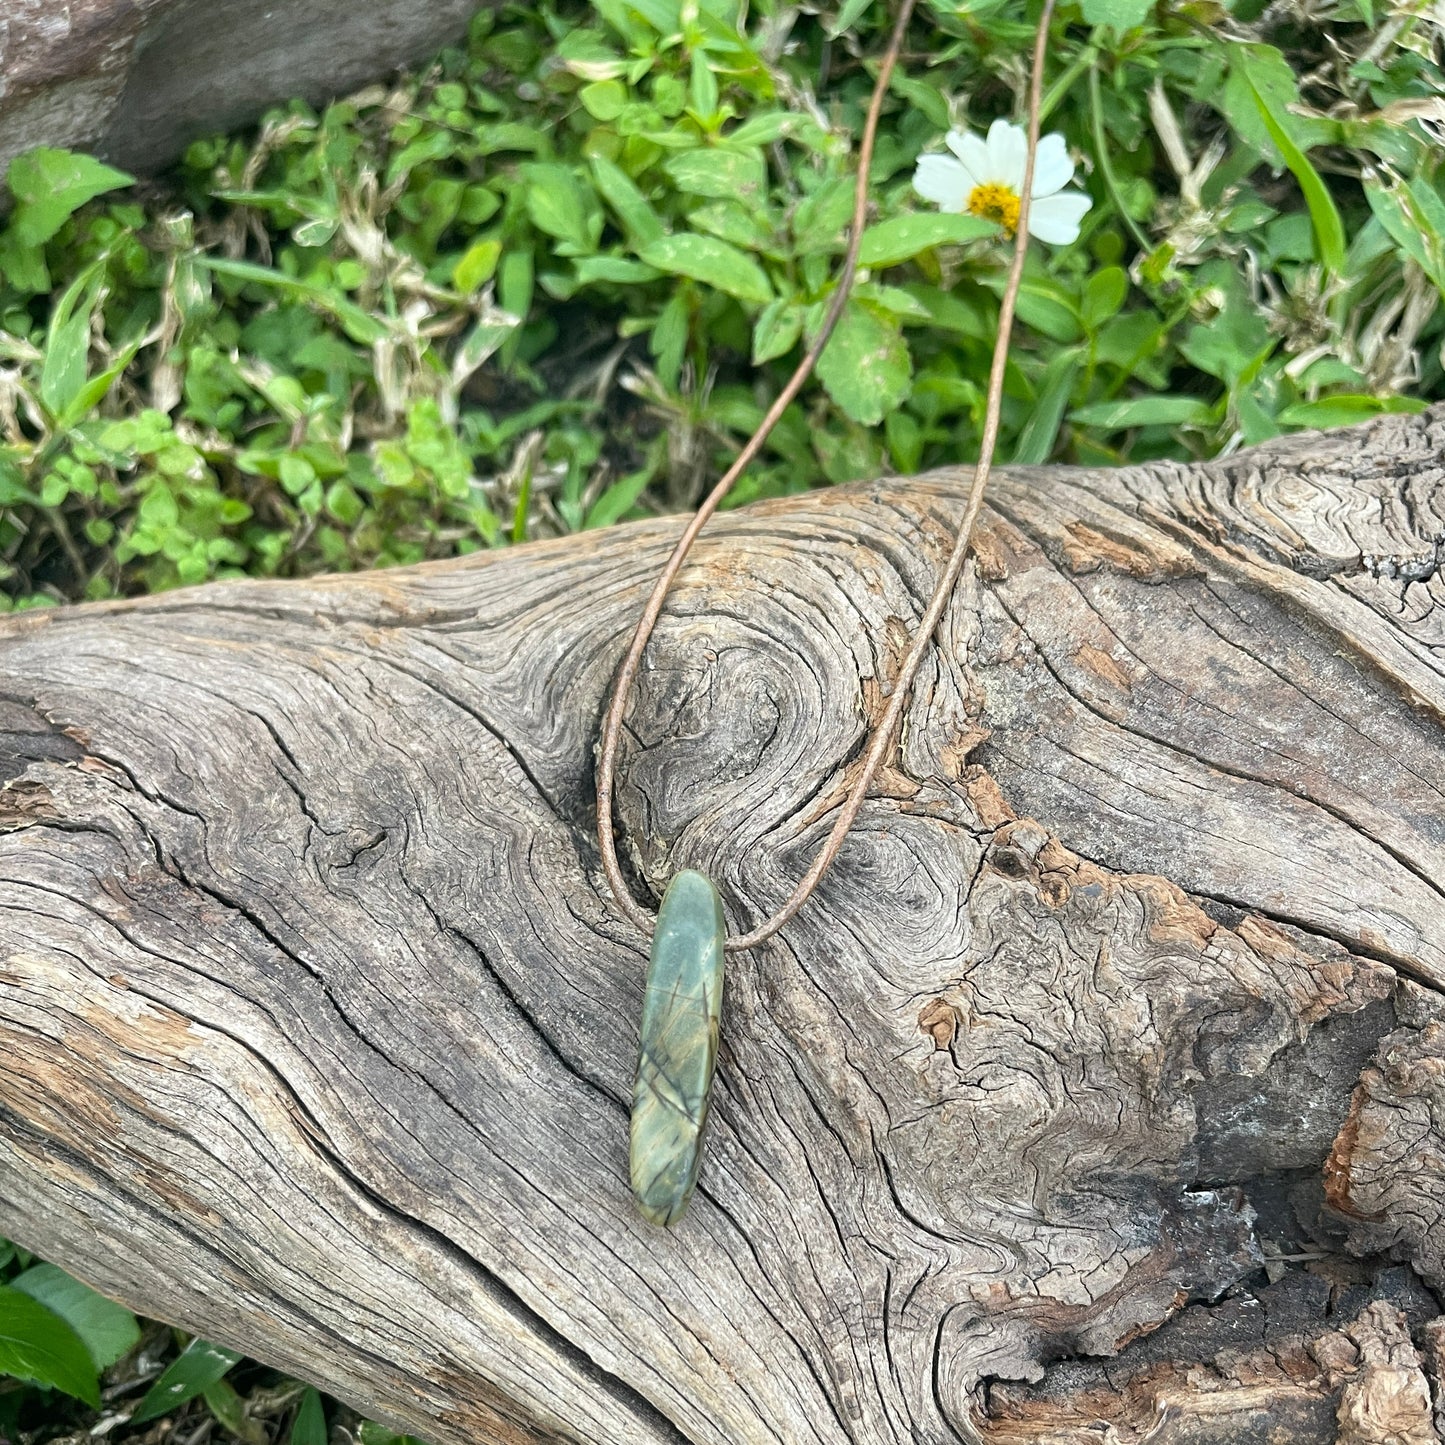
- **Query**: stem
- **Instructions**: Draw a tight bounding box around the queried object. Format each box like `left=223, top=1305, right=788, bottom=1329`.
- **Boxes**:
left=1041, top=41, right=1096, bottom=124
left=1089, top=59, right=1152, bottom=255
left=596, top=0, right=1061, bottom=954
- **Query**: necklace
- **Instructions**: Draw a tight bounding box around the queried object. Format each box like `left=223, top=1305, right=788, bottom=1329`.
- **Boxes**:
left=597, top=0, right=1058, bottom=1227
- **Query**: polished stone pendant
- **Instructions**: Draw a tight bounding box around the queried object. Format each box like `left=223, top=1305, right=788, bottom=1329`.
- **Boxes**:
left=630, top=869, right=726, bottom=1226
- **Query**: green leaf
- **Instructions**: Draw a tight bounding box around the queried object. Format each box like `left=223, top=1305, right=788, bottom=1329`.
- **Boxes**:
left=138, top=482, right=179, bottom=529
left=0, top=233, right=49, bottom=294
left=452, top=239, right=502, bottom=293
left=132, top=1338, right=242, bottom=1423
left=521, top=165, right=597, bottom=251
left=1178, top=265, right=1271, bottom=381
left=579, top=80, right=629, bottom=120
left=1011, top=278, right=1083, bottom=343
left=899, top=282, right=986, bottom=337
left=474, top=123, right=548, bottom=156
left=325, top=480, right=364, bottom=525
left=40, top=260, right=106, bottom=422
left=289, top=1387, right=327, bottom=1445
left=1276, top=394, right=1426, bottom=429
left=813, top=300, right=912, bottom=426
left=638, top=234, right=773, bottom=303
left=1080, top=266, right=1128, bottom=330
left=556, top=29, right=628, bottom=81
left=10, top=1266, right=139, bottom=1371
left=689, top=49, right=720, bottom=120
left=885, top=408, right=923, bottom=473
left=1220, top=44, right=1336, bottom=160
left=752, top=298, right=803, bottom=364
left=851, top=282, right=933, bottom=322
left=0, top=1285, right=101, bottom=1406
left=857, top=212, right=996, bottom=267
left=200, top=258, right=388, bottom=344
left=889, top=75, right=951, bottom=131
left=203, top=1379, right=267, bottom=1445
left=1080, top=0, right=1154, bottom=27
left=292, top=216, right=339, bottom=247
left=0, top=449, right=36, bottom=507
left=590, top=158, right=666, bottom=248
left=453, top=310, right=520, bottom=386
left=1232, top=48, right=1346, bottom=275
left=585, top=466, right=653, bottom=528
left=356, top=1422, right=427, bottom=1445
left=688, top=201, right=773, bottom=250
left=663, top=148, right=767, bottom=204
left=1236, top=386, right=1280, bottom=445
left=56, top=333, right=146, bottom=432
left=1013, top=353, right=1081, bottom=464
left=497, top=249, right=534, bottom=325
left=1365, top=178, right=1445, bottom=293
left=1070, top=395, right=1216, bottom=428
left=791, top=178, right=855, bottom=255
left=827, top=0, right=876, bottom=38
left=7, top=148, right=134, bottom=247
left=727, top=113, right=827, bottom=149
left=649, top=290, right=690, bottom=388
left=572, top=256, right=662, bottom=285
left=279, top=455, right=318, bottom=497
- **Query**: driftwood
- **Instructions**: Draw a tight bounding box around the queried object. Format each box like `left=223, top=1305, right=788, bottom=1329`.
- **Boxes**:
left=0, top=0, right=484, bottom=187
left=2, top=407, right=1444, bottom=1444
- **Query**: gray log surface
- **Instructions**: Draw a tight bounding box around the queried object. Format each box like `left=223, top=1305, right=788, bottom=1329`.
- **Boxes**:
left=2, top=408, right=1445, bottom=1444
left=0, top=0, right=484, bottom=188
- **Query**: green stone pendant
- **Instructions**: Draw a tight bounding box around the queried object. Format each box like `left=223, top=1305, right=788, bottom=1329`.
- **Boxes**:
left=630, top=869, right=726, bottom=1226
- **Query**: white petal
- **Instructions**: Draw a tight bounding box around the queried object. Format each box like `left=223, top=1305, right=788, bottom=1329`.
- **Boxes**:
left=913, top=153, right=973, bottom=211
left=1030, top=133, right=1074, bottom=197
left=984, top=118, right=1028, bottom=189
left=1026, top=189, right=1093, bottom=245
left=944, top=128, right=990, bottom=185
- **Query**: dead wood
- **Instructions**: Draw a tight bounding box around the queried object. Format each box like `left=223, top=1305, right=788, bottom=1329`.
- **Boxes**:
left=2, top=407, right=1444, bottom=1444
left=0, top=0, right=484, bottom=188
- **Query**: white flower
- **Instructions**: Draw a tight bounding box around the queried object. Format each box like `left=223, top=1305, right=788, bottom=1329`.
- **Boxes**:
left=913, top=118, right=1093, bottom=246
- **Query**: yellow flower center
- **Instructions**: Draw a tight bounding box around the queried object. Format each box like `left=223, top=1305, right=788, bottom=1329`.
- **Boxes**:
left=967, top=181, right=1021, bottom=237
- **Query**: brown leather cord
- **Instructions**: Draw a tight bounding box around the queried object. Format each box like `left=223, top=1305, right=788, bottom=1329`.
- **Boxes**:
left=596, top=0, right=1058, bottom=950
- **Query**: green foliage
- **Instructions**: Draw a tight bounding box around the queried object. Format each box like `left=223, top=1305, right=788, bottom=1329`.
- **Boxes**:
left=0, top=0, right=1439, bottom=606
left=356, top=1422, right=428, bottom=1445
left=289, top=1386, right=328, bottom=1445
left=132, top=1337, right=243, bottom=1423
left=0, top=149, right=133, bottom=293
left=10, top=1263, right=141, bottom=1371
left=0, top=1284, right=105, bottom=1407
left=814, top=300, right=913, bottom=426
left=0, top=1254, right=142, bottom=1413
left=0, top=1238, right=421, bottom=1445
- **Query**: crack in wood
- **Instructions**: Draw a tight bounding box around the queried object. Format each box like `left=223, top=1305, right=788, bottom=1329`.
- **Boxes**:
left=2, top=409, right=1444, bottom=1443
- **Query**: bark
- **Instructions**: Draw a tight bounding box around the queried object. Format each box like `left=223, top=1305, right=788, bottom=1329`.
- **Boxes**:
left=2, top=407, right=1444, bottom=1445
left=0, top=0, right=485, bottom=188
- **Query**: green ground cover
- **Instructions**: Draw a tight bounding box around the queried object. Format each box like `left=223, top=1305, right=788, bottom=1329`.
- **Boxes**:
left=0, top=1237, right=419, bottom=1445
left=1, top=0, right=1441, bottom=611
left=0, top=0, right=1442, bottom=1438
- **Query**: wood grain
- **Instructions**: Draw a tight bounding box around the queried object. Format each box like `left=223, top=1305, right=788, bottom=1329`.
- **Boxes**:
left=2, top=408, right=1443, bottom=1443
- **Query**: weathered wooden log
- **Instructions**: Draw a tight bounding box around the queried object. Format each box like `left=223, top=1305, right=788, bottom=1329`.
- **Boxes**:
left=0, top=0, right=486, bottom=188
left=2, top=407, right=1444, bottom=1444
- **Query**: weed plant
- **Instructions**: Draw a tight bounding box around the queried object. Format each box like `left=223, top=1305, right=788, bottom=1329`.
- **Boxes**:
left=0, top=0, right=1439, bottom=607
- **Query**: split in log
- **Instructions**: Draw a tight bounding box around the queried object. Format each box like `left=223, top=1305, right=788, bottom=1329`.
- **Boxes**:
left=2, top=407, right=1445, bottom=1444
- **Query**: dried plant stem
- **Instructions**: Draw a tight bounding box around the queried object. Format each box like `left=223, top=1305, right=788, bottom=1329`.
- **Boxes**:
left=596, top=0, right=1057, bottom=950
